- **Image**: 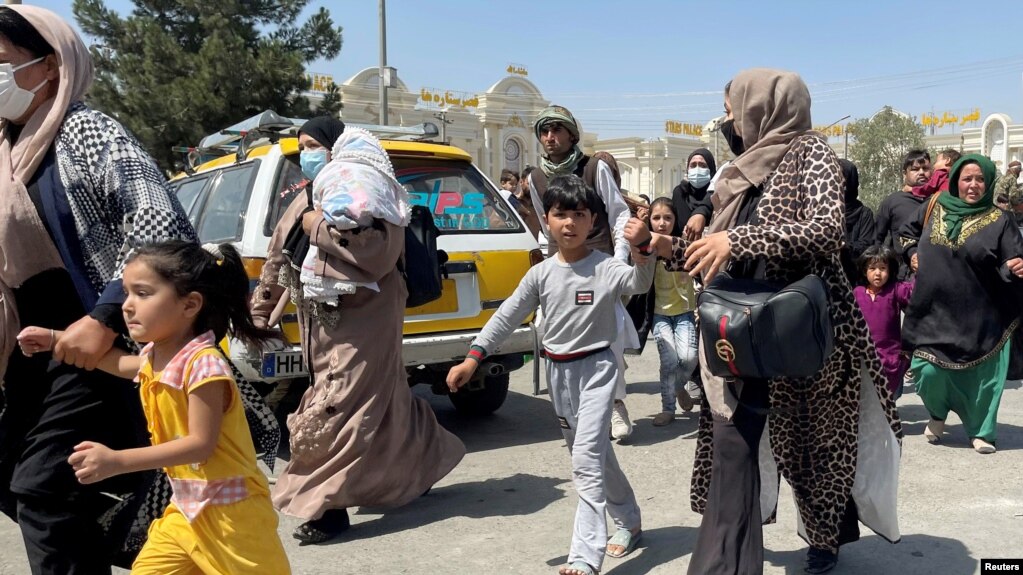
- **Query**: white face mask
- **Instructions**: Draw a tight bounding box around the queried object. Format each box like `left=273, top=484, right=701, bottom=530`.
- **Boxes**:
left=687, top=166, right=711, bottom=188
left=0, top=57, right=48, bottom=121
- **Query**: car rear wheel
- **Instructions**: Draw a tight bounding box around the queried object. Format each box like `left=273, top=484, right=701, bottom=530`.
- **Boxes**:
left=448, top=373, right=509, bottom=416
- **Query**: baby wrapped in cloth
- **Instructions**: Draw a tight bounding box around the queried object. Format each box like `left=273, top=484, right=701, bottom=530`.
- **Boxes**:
left=300, top=127, right=411, bottom=303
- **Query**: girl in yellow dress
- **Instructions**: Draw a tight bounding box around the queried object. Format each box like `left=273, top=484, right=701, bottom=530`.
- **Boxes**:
left=18, top=240, right=291, bottom=574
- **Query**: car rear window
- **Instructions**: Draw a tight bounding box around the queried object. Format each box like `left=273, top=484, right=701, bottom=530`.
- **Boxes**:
left=169, top=161, right=260, bottom=243
left=393, top=158, right=522, bottom=233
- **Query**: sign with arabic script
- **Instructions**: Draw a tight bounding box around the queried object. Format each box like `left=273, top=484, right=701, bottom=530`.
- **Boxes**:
left=419, top=88, right=480, bottom=109
left=920, top=108, right=981, bottom=128
left=506, top=63, right=528, bottom=76
left=813, top=125, right=846, bottom=138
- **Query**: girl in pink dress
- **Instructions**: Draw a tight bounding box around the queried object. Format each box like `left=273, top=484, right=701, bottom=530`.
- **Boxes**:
left=853, top=246, right=915, bottom=398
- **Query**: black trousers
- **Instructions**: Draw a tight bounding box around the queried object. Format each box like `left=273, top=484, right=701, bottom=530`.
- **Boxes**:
left=18, top=493, right=118, bottom=575
left=1, top=352, right=148, bottom=574
left=688, top=382, right=770, bottom=575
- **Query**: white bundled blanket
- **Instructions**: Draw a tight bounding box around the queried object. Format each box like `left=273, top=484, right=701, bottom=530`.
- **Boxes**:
left=301, top=128, right=411, bottom=303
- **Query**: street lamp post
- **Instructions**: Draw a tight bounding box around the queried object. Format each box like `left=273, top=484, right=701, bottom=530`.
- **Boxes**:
left=378, top=0, right=388, bottom=125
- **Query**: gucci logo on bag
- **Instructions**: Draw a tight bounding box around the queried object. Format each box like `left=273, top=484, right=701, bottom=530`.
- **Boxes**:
left=715, top=339, right=736, bottom=363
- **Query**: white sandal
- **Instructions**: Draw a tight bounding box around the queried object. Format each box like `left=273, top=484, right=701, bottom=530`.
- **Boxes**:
left=924, top=419, right=944, bottom=444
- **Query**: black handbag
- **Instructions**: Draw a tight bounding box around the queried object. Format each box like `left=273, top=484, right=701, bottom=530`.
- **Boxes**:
left=697, top=272, right=834, bottom=379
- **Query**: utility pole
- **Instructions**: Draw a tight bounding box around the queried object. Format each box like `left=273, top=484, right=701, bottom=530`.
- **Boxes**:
left=433, top=108, right=452, bottom=144
left=378, top=0, right=388, bottom=125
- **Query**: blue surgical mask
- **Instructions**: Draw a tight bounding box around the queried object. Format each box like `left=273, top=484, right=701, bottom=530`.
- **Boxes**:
left=300, top=150, right=328, bottom=180
left=687, top=167, right=711, bottom=188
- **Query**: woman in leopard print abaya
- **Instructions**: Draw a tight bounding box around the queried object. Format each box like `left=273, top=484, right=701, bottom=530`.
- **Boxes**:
left=627, top=69, right=903, bottom=575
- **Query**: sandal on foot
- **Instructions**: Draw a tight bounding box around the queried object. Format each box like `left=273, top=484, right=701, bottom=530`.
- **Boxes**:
left=924, top=419, right=944, bottom=444
left=293, top=509, right=350, bottom=545
left=559, top=561, right=598, bottom=575
left=605, top=528, right=641, bottom=558
left=972, top=438, right=996, bottom=454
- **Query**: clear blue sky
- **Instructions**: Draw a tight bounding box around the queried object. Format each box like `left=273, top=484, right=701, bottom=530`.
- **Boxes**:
left=30, top=0, right=1023, bottom=139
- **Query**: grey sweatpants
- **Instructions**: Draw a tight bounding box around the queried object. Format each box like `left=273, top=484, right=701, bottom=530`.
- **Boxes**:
left=547, top=349, right=642, bottom=570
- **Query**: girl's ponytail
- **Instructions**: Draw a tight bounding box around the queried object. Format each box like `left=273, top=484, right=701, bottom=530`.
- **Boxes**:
left=210, top=243, right=277, bottom=348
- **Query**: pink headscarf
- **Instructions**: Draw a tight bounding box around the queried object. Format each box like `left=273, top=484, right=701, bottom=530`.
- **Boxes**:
left=0, top=5, right=94, bottom=377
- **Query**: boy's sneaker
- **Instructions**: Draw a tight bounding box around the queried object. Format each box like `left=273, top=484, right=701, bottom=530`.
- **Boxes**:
left=685, top=380, right=702, bottom=398
left=611, top=400, right=633, bottom=440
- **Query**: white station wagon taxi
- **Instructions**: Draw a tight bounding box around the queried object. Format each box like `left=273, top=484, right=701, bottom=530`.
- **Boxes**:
left=168, top=111, right=542, bottom=415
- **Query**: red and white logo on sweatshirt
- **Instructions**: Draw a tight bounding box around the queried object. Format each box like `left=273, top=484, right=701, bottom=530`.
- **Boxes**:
left=575, top=290, right=594, bottom=305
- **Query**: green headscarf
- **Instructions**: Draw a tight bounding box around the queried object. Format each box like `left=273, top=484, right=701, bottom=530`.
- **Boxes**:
left=937, top=153, right=997, bottom=242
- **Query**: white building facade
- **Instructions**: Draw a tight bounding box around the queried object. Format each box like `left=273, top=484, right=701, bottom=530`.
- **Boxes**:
left=310, top=70, right=1022, bottom=195
left=308, top=68, right=717, bottom=197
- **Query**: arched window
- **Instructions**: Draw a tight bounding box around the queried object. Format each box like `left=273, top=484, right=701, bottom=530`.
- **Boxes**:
left=983, top=116, right=1009, bottom=166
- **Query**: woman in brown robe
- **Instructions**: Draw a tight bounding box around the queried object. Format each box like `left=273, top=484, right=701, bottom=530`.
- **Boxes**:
left=251, top=117, right=465, bottom=544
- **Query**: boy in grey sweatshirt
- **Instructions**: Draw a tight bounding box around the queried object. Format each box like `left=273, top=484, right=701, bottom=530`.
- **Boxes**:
left=447, top=175, right=654, bottom=575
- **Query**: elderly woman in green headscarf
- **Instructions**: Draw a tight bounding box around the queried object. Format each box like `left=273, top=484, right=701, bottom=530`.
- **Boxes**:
left=900, top=154, right=1023, bottom=454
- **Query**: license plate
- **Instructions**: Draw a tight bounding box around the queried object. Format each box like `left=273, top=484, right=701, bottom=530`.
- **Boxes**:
left=261, top=351, right=306, bottom=378
left=407, top=279, right=458, bottom=315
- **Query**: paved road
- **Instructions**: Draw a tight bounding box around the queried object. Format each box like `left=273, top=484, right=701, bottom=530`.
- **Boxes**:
left=1, top=345, right=1021, bottom=574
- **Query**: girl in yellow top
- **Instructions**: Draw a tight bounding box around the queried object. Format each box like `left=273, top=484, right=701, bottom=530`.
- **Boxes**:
left=18, top=241, right=291, bottom=574
left=648, top=198, right=700, bottom=426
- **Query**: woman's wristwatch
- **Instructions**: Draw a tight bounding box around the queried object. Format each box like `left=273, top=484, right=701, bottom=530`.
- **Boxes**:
left=634, top=236, right=653, bottom=256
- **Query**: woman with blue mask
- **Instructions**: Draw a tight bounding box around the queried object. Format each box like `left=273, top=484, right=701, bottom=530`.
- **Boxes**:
left=298, top=115, right=345, bottom=181
left=253, top=115, right=465, bottom=545
left=670, top=148, right=717, bottom=241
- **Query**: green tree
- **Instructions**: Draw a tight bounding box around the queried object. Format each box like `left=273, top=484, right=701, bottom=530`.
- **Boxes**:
left=73, top=0, right=343, bottom=171
left=847, top=106, right=927, bottom=210
left=316, top=81, right=343, bottom=117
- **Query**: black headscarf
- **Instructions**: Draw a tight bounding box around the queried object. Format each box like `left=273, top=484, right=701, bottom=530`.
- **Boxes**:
left=838, top=159, right=875, bottom=284
left=686, top=147, right=718, bottom=179
left=839, top=158, right=861, bottom=210
left=670, top=148, right=718, bottom=235
left=285, top=116, right=346, bottom=267
left=299, top=116, right=346, bottom=149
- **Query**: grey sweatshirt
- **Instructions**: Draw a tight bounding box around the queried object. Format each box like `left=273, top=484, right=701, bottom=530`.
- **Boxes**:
left=473, top=250, right=655, bottom=356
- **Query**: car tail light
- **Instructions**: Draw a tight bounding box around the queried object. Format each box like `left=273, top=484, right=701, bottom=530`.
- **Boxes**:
left=529, top=249, right=544, bottom=267
left=241, top=257, right=266, bottom=303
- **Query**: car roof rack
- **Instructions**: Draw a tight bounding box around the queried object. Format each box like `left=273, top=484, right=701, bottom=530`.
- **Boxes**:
left=172, top=110, right=440, bottom=173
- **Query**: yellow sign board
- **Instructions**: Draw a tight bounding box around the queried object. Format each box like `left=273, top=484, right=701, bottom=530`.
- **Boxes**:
left=665, top=120, right=703, bottom=137
left=306, top=73, right=335, bottom=93
left=814, top=124, right=846, bottom=138
left=419, top=88, right=479, bottom=109
left=506, top=63, right=528, bottom=77
left=920, top=108, right=981, bottom=128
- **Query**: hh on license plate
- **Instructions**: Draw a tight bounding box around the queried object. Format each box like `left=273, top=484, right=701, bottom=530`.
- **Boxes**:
left=262, top=351, right=306, bottom=378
